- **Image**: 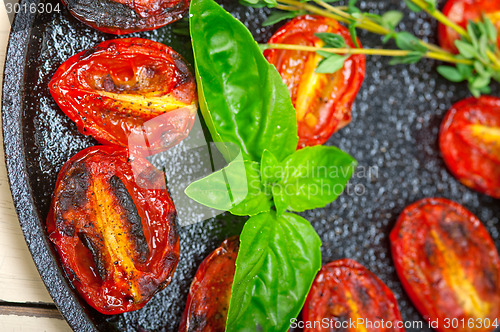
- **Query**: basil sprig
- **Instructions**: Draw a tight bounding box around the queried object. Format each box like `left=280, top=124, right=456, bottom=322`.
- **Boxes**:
left=189, top=0, right=297, bottom=163
left=227, top=211, right=322, bottom=332
left=185, top=156, right=273, bottom=216
left=188, top=0, right=356, bottom=330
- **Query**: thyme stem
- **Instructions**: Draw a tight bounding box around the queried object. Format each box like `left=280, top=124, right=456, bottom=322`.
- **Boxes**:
left=276, top=0, right=456, bottom=58
left=265, top=43, right=474, bottom=65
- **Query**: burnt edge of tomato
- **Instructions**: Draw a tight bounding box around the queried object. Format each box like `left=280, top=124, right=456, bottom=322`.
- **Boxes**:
left=62, top=0, right=190, bottom=34
left=179, top=236, right=239, bottom=332
left=46, top=145, right=180, bottom=315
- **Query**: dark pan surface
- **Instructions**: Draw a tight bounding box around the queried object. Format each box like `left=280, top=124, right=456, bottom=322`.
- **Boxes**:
left=3, top=0, right=500, bottom=331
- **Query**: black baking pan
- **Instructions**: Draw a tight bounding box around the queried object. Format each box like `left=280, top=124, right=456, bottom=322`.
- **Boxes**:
left=2, top=0, right=500, bottom=331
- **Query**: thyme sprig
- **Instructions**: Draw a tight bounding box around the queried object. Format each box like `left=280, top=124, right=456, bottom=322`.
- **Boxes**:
left=247, top=0, right=500, bottom=96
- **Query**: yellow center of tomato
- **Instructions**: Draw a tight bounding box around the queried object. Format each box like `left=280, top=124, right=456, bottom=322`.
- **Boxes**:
left=344, top=289, right=368, bottom=332
left=430, top=230, right=491, bottom=318
left=92, top=177, right=142, bottom=302
left=95, top=90, right=196, bottom=117
left=466, top=123, right=500, bottom=160
left=294, top=40, right=330, bottom=128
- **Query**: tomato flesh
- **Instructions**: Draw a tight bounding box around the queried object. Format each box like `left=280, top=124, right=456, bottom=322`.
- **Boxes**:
left=390, top=198, right=500, bottom=332
left=438, top=0, right=500, bottom=53
left=439, top=96, right=500, bottom=198
left=47, top=145, right=179, bottom=314
left=61, top=0, right=190, bottom=34
left=264, top=15, right=366, bottom=149
left=179, top=236, right=239, bottom=332
left=302, top=258, right=405, bottom=332
left=50, top=38, right=197, bottom=157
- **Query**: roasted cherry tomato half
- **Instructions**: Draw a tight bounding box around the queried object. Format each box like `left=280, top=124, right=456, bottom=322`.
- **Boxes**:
left=62, top=0, right=190, bottom=34
left=264, top=15, right=366, bottom=148
left=47, top=145, right=180, bottom=314
left=179, top=236, right=239, bottom=332
left=439, top=96, right=500, bottom=198
left=302, top=258, right=405, bottom=332
left=50, top=38, right=197, bottom=156
left=438, top=0, right=500, bottom=53
left=390, top=198, right=500, bottom=332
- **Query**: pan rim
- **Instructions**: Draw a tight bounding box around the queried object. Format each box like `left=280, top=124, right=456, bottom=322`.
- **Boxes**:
left=1, top=0, right=100, bottom=330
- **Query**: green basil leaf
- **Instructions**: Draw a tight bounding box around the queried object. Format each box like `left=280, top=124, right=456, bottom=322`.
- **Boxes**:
left=437, top=65, right=464, bottom=82
left=226, top=211, right=322, bottom=332
left=263, top=10, right=299, bottom=27
left=230, top=161, right=274, bottom=216
left=272, top=145, right=357, bottom=214
left=314, top=32, right=346, bottom=48
left=381, top=10, right=404, bottom=29
left=261, top=149, right=280, bottom=186
left=190, top=0, right=298, bottom=162
left=455, top=40, right=477, bottom=58
left=185, top=156, right=272, bottom=216
left=403, top=0, right=422, bottom=12
left=315, top=54, right=348, bottom=74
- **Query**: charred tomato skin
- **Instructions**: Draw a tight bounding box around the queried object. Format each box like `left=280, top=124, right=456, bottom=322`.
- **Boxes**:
left=264, top=15, right=366, bottom=149
left=49, top=38, right=197, bottom=157
left=390, top=198, right=500, bottom=332
left=438, top=0, right=500, bottom=53
left=302, top=258, right=405, bottom=332
left=47, top=145, right=180, bottom=315
left=179, top=236, right=239, bottom=332
left=61, top=0, right=190, bottom=35
left=439, top=96, right=500, bottom=198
